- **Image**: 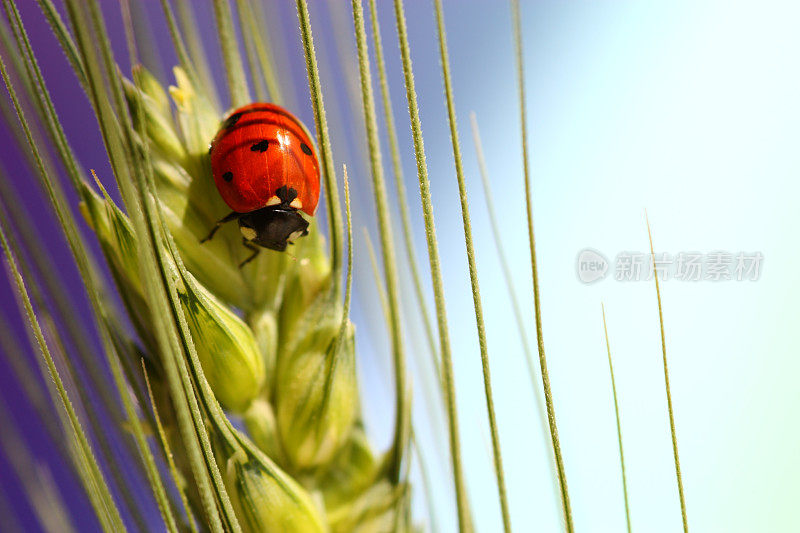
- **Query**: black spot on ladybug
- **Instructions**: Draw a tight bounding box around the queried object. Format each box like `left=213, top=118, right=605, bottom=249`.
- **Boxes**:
left=223, top=171, right=233, bottom=182
left=300, top=143, right=312, bottom=156
left=224, top=112, right=242, bottom=129
left=250, top=140, right=269, bottom=153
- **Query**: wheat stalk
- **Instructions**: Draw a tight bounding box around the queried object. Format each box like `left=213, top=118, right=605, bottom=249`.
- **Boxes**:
left=0, top=1, right=693, bottom=531
left=0, top=0, right=413, bottom=530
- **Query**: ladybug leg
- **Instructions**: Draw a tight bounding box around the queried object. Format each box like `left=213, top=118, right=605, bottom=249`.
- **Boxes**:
left=239, top=238, right=260, bottom=268
left=200, top=211, right=240, bottom=243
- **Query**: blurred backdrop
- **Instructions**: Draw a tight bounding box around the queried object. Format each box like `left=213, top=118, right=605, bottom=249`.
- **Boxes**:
left=1, top=1, right=798, bottom=532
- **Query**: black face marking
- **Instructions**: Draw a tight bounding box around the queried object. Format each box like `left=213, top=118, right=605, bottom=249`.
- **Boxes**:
left=224, top=112, right=242, bottom=129
left=300, top=143, right=312, bottom=156
left=223, top=171, right=233, bottom=182
left=250, top=139, right=269, bottom=153
left=275, top=185, right=298, bottom=205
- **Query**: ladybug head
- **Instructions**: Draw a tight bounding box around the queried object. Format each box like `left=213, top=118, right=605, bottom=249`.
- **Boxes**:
left=238, top=206, right=309, bottom=252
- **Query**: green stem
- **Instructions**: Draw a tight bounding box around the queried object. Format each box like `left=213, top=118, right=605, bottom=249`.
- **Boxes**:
left=432, top=1, right=511, bottom=530
left=337, top=165, right=354, bottom=351
left=364, top=227, right=449, bottom=481
left=142, top=360, right=200, bottom=533
left=34, top=0, right=86, bottom=87
left=367, top=0, right=440, bottom=381
left=469, top=112, right=551, bottom=447
left=411, top=430, right=440, bottom=533
left=0, top=13, right=174, bottom=527
left=362, top=0, right=445, bottom=476
left=211, top=0, right=249, bottom=107
left=236, top=0, right=283, bottom=104
left=233, top=0, right=266, bottom=101
left=119, top=3, right=242, bottom=527
left=2, top=6, right=159, bottom=455
left=646, top=214, right=689, bottom=532
left=174, top=0, right=220, bottom=108
left=0, top=201, right=122, bottom=532
left=158, top=0, right=204, bottom=97
left=251, top=1, right=296, bottom=110
left=0, top=79, right=154, bottom=472
left=319, top=165, right=356, bottom=422
left=63, top=0, right=232, bottom=526
left=602, top=304, right=632, bottom=533
left=510, top=1, right=574, bottom=529
left=392, top=0, right=471, bottom=529
left=125, top=50, right=244, bottom=533
left=350, top=0, right=409, bottom=483
left=364, top=229, right=390, bottom=326
left=6, top=214, right=149, bottom=532
left=296, top=0, right=344, bottom=296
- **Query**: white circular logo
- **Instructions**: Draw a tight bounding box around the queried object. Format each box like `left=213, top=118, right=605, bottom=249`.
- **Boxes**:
left=576, top=248, right=609, bottom=284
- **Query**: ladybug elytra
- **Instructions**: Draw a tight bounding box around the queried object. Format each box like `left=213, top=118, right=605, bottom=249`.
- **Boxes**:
left=201, top=103, right=321, bottom=266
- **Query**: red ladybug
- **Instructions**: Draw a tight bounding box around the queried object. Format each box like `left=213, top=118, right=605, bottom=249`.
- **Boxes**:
left=201, top=103, right=321, bottom=265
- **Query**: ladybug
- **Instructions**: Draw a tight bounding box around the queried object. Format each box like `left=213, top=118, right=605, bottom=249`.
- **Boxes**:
left=201, top=103, right=321, bottom=266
